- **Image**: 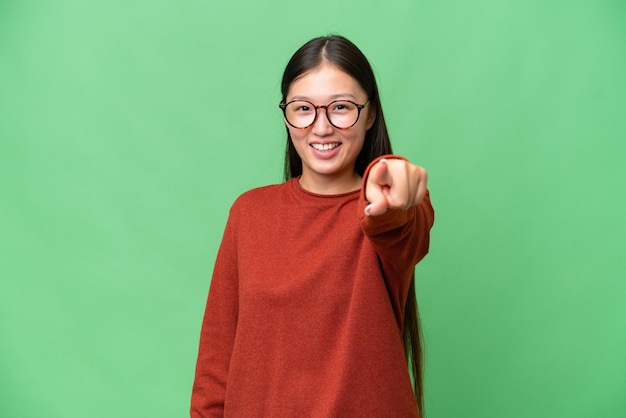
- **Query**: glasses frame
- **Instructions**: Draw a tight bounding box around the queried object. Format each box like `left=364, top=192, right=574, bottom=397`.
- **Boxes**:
left=279, top=99, right=370, bottom=130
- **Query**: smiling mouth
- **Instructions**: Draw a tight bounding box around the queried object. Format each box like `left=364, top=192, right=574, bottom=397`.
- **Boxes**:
left=311, top=143, right=340, bottom=152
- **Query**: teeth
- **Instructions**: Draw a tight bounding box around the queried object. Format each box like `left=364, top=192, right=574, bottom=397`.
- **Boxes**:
left=311, top=143, right=340, bottom=151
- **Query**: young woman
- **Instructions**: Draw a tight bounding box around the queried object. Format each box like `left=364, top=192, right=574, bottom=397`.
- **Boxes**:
left=191, top=35, right=434, bottom=418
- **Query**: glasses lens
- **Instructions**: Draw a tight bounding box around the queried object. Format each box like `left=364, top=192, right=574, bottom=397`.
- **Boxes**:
left=284, top=101, right=316, bottom=128
left=327, top=101, right=359, bottom=129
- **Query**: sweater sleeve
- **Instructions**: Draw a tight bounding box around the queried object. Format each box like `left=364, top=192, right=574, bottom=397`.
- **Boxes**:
left=358, top=155, right=435, bottom=325
left=191, top=211, right=239, bottom=417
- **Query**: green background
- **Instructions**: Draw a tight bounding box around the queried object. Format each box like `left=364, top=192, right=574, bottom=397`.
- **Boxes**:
left=1, top=0, right=625, bottom=417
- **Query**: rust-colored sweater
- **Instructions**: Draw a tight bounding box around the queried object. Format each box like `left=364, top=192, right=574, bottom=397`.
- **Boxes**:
left=191, top=158, right=434, bottom=417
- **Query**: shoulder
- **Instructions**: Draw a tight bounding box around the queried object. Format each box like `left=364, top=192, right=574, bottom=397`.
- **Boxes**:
left=229, top=181, right=291, bottom=215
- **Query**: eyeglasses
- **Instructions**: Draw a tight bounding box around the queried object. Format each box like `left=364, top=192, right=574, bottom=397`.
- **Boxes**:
left=279, top=99, right=370, bottom=130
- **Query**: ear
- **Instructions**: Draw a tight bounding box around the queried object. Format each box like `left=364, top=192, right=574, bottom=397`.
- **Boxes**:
left=366, top=106, right=376, bottom=130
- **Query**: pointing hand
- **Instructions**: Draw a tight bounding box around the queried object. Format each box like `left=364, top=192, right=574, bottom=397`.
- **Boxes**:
left=364, top=158, right=428, bottom=216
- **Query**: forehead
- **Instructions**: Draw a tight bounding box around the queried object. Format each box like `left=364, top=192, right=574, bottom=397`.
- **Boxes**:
left=287, top=64, right=367, bottom=102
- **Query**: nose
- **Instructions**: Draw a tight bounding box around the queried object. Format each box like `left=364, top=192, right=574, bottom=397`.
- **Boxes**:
left=311, top=107, right=334, bottom=135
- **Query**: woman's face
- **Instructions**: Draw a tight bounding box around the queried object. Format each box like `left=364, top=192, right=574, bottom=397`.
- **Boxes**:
left=285, top=63, right=375, bottom=192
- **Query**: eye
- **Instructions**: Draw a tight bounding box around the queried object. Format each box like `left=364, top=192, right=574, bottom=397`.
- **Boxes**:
left=330, top=101, right=355, bottom=113
left=290, top=101, right=314, bottom=113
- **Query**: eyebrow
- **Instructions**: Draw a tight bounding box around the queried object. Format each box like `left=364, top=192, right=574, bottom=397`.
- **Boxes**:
left=289, top=93, right=359, bottom=101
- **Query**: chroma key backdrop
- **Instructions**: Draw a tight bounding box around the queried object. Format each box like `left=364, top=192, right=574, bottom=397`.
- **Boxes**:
left=1, top=1, right=625, bottom=417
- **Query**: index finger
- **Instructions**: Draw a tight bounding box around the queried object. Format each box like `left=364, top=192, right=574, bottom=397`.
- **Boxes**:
left=368, top=158, right=392, bottom=186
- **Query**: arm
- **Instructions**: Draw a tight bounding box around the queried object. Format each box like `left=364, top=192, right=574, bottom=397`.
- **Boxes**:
left=359, top=155, right=434, bottom=321
left=191, top=216, right=239, bottom=418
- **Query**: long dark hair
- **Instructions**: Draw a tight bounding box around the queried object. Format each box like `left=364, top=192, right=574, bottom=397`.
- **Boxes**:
left=280, top=35, right=425, bottom=416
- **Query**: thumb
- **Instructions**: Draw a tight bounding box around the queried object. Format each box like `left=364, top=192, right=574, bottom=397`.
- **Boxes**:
left=364, top=195, right=389, bottom=216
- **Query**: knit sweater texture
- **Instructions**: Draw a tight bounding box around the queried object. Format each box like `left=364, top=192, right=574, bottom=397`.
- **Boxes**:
left=191, top=157, right=435, bottom=417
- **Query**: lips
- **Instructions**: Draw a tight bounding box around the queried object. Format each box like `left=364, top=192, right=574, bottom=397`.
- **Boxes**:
left=310, top=142, right=341, bottom=152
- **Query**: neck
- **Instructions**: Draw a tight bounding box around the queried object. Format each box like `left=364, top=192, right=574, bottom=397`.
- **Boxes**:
left=298, top=171, right=362, bottom=195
